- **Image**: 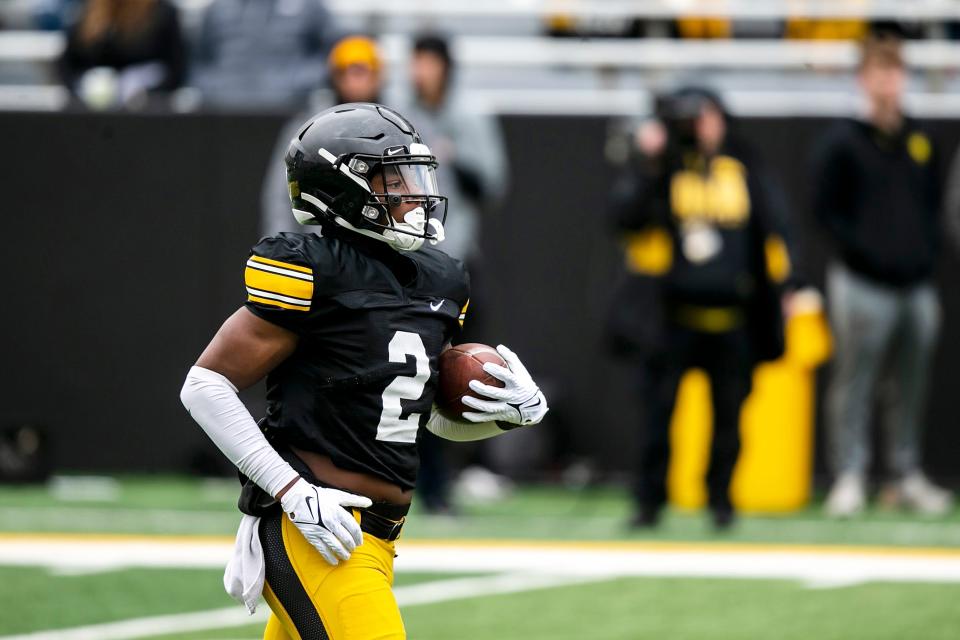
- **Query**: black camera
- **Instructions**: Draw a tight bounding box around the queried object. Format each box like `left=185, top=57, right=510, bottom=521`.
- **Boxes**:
left=654, top=90, right=711, bottom=152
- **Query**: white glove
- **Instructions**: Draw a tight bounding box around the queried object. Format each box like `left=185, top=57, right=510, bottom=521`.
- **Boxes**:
left=279, top=478, right=372, bottom=566
left=462, top=345, right=548, bottom=426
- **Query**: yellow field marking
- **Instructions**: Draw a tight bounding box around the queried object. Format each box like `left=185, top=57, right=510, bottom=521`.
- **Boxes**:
left=397, top=538, right=960, bottom=559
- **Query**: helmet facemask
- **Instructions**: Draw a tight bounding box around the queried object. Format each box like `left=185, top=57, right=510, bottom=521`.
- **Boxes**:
left=351, top=144, right=447, bottom=251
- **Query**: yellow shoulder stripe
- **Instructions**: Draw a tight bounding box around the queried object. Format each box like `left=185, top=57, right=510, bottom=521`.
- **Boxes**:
left=245, top=266, right=314, bottom=302
left=245, top=255, right=313, bottom=312
left=249, top=255, right=313, bottom=275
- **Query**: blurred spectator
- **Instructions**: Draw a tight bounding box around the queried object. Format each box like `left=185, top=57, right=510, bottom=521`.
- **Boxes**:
left=543, top=14, right=670, bottom=38
left=675, top=17, right=732, bottom=39
left=59, top=0, right=185, bottom=109
left=813, top=33, right=952, bottom=517
left=261, top=35, right=383, bottom=236
left=784, top=18, right=868, bottom=40
left=399, top=34, right=508, bottom=264
left=191, top=0, right=338, bottom=111
left=608, top=87, right=796, bottom=531
left=398, top=34, right=508, bottom=513
left=33, top=0, right=84, bottom=30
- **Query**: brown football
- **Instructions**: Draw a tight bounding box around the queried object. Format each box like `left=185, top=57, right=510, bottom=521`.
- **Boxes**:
left=436, top=343, right=506, bottom=419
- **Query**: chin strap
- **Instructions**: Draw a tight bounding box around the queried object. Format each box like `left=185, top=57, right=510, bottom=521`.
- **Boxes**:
left=333, top=216, right=423, bottom=251
left=334, top=215, right=397, bottom=245
left=332, top=210, right=443, bottom=252
left=428, top=218, right=446, bottom=245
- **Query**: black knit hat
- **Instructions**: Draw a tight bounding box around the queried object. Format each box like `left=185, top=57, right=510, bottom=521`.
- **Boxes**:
left=413, top=34, right=453, bottom=69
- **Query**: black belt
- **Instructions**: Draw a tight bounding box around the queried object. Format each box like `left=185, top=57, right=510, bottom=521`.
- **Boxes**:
left=239, top=480, right=409, bottom=542
left=241, top=444, right=411, bottom=542
left=357, top=504, right=407, bottom=542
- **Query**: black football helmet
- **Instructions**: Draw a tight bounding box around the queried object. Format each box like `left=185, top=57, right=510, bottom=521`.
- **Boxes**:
left=285, top=103, right=447, bottom=251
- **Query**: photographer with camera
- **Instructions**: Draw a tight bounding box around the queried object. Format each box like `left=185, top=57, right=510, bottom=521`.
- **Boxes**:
left=607, top=87, right=796, bottom=530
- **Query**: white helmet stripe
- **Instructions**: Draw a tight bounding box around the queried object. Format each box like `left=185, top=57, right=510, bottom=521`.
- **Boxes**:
left=300, top=192, right=329, bottom=212
left=339, top=163, right=371, bottom=191
left=318, top=147, right=370, bottom=192
left=317, top=147, right=338, bottom=164
left=292, top=208, right=318, bottom=224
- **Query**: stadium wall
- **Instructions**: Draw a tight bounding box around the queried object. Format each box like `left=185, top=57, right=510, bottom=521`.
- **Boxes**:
left=4, top=112, right=959, bottom=484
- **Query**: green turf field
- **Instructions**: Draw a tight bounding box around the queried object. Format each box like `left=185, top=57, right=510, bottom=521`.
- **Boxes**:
left=1, top=475, right=958, bottom=639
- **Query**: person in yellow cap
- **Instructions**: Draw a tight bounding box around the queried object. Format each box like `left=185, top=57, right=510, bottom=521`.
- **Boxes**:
left=327, top=35, right=383, bottom=104
left=262, top=35, right=385, bottom=236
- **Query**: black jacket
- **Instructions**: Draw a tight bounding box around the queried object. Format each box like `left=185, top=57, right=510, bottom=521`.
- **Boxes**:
left=812, top=118, right=941, bottom=286
left=606, top=143, right=794, bottom=364
left=60, top=0, right=186, bottom=94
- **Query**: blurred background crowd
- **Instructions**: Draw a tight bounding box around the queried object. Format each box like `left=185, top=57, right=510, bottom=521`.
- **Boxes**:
left=4, top=0, right=960, bottom=529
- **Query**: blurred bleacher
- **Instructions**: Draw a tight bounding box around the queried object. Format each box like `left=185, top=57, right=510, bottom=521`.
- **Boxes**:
left=1, top=0, right=959, bottom=116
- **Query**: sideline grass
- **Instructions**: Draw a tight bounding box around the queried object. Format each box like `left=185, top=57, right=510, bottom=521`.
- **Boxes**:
left=2, top=476, right=959, bottom=639
left=0, top=567, right=463, bottom=636
left=138, top=576, right=960, bottom=640
left=1, top=476, right=959, bottom=547
left=399, top=577, right=960, bottom=640
left=0, top=566, right=234, bottom=636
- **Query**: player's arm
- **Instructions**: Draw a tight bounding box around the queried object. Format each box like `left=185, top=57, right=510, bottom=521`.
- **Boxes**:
left=425, top=342, right=500, bottom=441
left=196, top=307, right=298, bottom=391
left=426, top=344, right=548, bottom=441
left=181, top=310, right=371, bottom=566
left=425, top=409, right=511, bottom=441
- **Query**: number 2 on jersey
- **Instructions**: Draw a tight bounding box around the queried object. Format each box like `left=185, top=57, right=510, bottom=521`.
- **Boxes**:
left=376, top=331, right=429, bottom=443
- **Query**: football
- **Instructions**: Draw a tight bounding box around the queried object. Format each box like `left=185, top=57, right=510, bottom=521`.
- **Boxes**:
left=436, top=343, right=507, bottom=419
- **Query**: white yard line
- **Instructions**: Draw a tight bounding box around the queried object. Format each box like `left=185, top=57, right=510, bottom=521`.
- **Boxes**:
left=395, top=543, right=960, bottom=585
left=395, top=571, right=604, bottom=606
left=0, top=537, right=230, bottom=572
left=2, top=537, right=960, bottom=585
left=0, top=573, right=597, bottom=640
left=2, top=536, right=960, bottom=639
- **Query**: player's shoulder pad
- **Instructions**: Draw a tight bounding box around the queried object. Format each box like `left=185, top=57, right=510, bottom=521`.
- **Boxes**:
left=412, top=245, right=470, bottom=305
left=245, top=233, right=315, bottom=312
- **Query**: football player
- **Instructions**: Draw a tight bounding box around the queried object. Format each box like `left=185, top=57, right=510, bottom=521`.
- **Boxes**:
left=180, top=103, right=548, bottom=640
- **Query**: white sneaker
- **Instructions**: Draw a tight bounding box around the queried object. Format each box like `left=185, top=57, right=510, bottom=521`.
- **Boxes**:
left=898, top=472, right=954, bottom=516
left=825, top=473, right=866, bottom=518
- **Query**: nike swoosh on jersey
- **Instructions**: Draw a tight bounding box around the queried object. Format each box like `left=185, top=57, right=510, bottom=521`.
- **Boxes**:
left=429, top=300, right=444, bottom=311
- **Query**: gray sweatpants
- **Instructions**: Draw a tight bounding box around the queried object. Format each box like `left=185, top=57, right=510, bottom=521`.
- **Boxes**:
left=826, top=263, right=941, bottom=478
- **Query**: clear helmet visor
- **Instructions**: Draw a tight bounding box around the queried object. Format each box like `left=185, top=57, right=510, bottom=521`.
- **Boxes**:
left=380, top=163, right=441, bottom=206
left=364, top=155, right=448, bottom=250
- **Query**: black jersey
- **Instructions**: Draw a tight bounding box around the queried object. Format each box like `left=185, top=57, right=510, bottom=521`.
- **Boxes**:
left=243, top=226, right=469, bottom=490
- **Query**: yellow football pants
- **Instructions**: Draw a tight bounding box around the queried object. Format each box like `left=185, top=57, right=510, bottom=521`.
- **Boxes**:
left=259, top=512, right=405, bottom=640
